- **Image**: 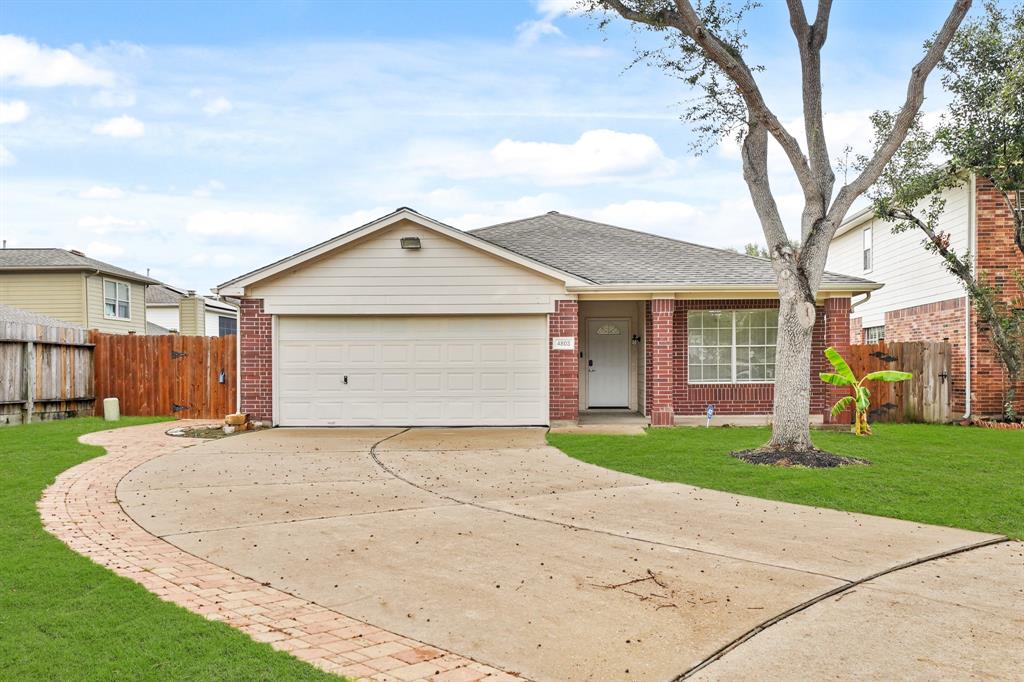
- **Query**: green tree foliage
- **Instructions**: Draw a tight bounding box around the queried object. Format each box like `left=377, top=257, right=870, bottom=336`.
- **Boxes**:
left=862, top=2, right=1024, bottom=420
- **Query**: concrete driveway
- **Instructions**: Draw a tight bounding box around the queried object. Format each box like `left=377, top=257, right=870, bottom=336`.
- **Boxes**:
left=118, top=428, right=1022, bottom=681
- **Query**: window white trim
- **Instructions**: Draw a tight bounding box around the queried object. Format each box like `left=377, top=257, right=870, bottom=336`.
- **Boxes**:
left=687, top=309, right=778, bottom=385
left=102, top=278, right=131, bottom=321
left=862, top=226, right=873, bottom=273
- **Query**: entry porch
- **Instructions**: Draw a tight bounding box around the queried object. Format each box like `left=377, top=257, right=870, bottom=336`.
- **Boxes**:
left=548, top=297, right=853, bottom=427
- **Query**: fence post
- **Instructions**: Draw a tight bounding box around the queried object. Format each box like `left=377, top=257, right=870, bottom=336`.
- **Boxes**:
left=23, top=341, right=35, bottom=424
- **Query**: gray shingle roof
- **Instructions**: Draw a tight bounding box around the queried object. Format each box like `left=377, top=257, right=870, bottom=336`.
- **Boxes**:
left=0, top=303, right=85, bottom=328
left=471, top=212, right=876, bottom=288
left=0, top=248, right=159, bottom=284
left=145, top=283, right=184, bottom=305
left=146, top=321, right=173, bottom=335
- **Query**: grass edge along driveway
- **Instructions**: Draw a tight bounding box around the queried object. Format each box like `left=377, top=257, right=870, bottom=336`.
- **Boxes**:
left=549, top=423, right=1023, bottom=540
left=0, top=417, right=338, bottom=681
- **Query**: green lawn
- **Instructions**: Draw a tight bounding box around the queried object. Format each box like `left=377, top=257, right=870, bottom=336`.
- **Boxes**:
left=0, top=417, right=337, bottom=681
left=549, top=424, right=1024, bottom=540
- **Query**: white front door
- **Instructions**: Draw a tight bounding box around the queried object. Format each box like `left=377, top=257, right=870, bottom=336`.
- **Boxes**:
left=586, top=318, right=630, bottom=408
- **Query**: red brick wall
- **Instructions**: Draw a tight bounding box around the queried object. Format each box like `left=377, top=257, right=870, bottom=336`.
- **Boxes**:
left=823, top=298, right=852, bottom=423
left=549, top=299, right=579, bottom=422
left=239, top=298, right=273, bottom=422
left=972, top=177, right=1024, bottom=416
left=649, top=299, right=675, bottom=426
left=884, top=297, right=968, bottom=415
left=850, top=316, right=863, bottom=345
left=642, top=298, right=843, bottom=420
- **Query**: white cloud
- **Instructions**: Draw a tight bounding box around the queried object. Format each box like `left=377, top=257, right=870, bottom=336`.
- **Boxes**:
left=82, top=240, right=125, bottom=259
left=78, top=215, right=146, bottom=234
left=78, top=185, right=124, bottom=199
left=186, top=252, right=237, bottom=268
left=185, top=209, right=302, bottom=241
left=516, top=0, right=578, bottom=46
left=407, top=129, right=673, bottom=186
left=90, top=90, right=136, bottom=108
left=0, top=34, right=115, bottom=87
left=203, top=96, right=232, bottom=116
left=192, top=179, right=226, bottom=197
left=589, top=200, right=698, bottom=232
left=92, top=115, right=145, bottom=138
left=490, top=129, right=672, bottom=184
left=0, top=144, right=15, bottom=166
left=0, top=100, right=29, bottom=124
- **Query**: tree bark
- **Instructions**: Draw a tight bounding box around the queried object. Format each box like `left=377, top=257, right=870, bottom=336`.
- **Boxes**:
left=768, top=264, right=818, bottom=450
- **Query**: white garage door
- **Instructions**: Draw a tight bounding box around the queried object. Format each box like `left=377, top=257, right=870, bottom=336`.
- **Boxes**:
left=276, top=315, right=549, bottom=426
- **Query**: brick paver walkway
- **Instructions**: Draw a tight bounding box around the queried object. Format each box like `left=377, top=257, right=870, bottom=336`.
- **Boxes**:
left=37, top=421, right=519, bottom=682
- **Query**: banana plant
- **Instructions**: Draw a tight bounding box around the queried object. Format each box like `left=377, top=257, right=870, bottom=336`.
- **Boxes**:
left=819, top=346, right=912, bottom=435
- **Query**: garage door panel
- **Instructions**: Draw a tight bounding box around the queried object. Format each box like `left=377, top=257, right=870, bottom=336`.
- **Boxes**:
left=277, top=315, right=548, bottom=426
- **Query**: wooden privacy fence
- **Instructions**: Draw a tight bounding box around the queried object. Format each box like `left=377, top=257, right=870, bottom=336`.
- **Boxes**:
left=1, top=320, right=95, bottom=425
left=91, top=332, right=236, bottom=420
left=847, top=341, right=953, bottom=423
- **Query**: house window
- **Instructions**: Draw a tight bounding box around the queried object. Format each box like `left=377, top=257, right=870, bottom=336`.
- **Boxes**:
left=218, top=316, right=237, bottom=336
left=862, top=226, right=873, bottom=272
left=864, top=325, right=885, bottom=344
left=103, top=279, right=131, bottom=320
left=687, top=309, right=778, bottom=383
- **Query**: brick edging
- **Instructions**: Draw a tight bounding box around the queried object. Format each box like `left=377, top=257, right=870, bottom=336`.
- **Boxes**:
left=37, top=421, right=519, bottom=682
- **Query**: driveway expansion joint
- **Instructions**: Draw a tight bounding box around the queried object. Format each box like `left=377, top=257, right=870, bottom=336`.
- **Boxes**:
left=675, top=535, right=1010, bottom=680
left=369, top=432, right=853, bottom=584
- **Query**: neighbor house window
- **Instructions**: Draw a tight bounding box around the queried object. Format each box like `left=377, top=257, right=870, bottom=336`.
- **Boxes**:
left=862, top=226, right=873, bottom=272
left=218, top=316, right=237, bottom=336
left=864, top=325, right=885, bottom=344
left=688, top=309, right=778, bottom=383
left=103, top=279, right=131, bottom=320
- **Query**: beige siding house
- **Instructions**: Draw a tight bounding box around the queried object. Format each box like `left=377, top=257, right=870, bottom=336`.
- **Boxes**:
left=0, top=249, right=157, bottom=334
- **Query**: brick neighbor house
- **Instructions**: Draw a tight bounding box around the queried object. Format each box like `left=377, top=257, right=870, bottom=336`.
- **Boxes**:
left=215, top=208, right=877, bottom=427
left=826, top=175, right=1024, bottom=418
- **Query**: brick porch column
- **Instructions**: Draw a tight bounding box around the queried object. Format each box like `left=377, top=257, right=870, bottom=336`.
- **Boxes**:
left=549, top=299, right=579, bottom=423
left=824, top=297, right=852, bottom=424
left=649, top=298, right=675, bottom=426
left=239, top=298, right=272, bottom=423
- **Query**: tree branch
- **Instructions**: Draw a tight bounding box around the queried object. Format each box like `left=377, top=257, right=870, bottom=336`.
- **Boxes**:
left=741, top=119, right=789, bottom=249
left=786, top=0, right=834, bottom=241
left=827, top=0, right=973, bottom=226
left=600, top=0, right=817, bottom=193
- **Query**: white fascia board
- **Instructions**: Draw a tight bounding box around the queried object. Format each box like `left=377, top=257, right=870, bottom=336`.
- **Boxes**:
left=214, top=208, right=590, bottom=296
left=833, top=207, right=875, bottom=240
left=567, top=281, right=883, bottom=295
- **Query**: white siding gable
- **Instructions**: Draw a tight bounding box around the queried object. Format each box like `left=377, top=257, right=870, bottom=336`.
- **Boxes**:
left=826, top=185, right=970, bottom=328
left=250, top=219, right=568, bottom=315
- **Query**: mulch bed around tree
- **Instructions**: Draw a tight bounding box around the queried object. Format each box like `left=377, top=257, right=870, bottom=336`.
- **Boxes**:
left=731, top=448, right=870, bottom=468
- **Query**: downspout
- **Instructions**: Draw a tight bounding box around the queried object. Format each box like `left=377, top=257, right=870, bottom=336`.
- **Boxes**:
left=964, top=174, right=975, bottom=418
left=850, top=291, right=872, bottom=313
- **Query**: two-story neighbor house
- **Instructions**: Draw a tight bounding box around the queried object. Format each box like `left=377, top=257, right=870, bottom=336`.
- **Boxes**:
left=827, top=176, right=1023, bottom=418
left=0, top=248, right=158, bottom=334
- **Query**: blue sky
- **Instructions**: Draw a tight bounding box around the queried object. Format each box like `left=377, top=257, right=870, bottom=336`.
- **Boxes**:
left=0, top=0, right=977, bottom=293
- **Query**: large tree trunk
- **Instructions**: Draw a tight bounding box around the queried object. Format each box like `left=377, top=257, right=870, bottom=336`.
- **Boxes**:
left=768, top=273, right=817, bottom=450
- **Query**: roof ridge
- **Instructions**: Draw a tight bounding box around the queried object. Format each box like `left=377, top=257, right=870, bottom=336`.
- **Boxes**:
left=475, top=211, right=779, bottom=265
left=472, top=211, right=873, bottom=284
